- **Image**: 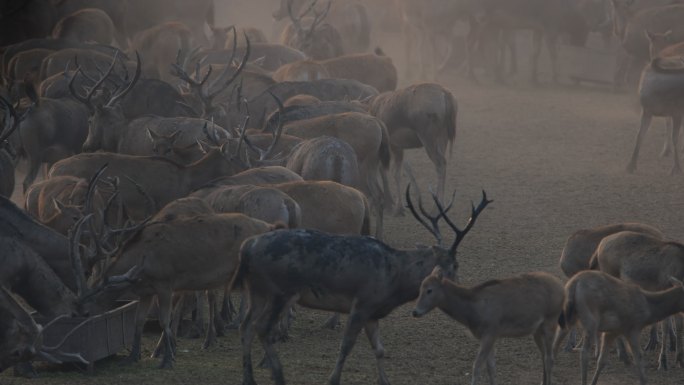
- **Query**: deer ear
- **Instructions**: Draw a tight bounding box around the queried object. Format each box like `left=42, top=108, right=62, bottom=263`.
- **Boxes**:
left=669, top=276, right=683, bottom=287
left=431, top=266, right=444, bottom=280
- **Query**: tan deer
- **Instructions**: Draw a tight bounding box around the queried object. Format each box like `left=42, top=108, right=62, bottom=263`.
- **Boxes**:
left=412, top=268, right=564, bottom=385
left=554, top=271, right=684, bottom=385
left=589, top=230, right=684, bottom=370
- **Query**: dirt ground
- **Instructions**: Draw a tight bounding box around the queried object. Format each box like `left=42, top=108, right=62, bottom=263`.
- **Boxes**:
left=4, top=15, right=684, bottom=385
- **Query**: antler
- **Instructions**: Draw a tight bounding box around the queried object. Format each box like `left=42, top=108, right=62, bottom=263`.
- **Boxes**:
left=434, top=190, right=492, bottom=256
left=105, top=51, right=141, bottom=107
left=68, top=51, right=119, bottom=110
left=288, top=0, right=318, bottom=33
left=244, top=92, right=284, bottom=162
left=307, top=0, right=332, bottom=37
left=405, top=184, right=455, bottom=246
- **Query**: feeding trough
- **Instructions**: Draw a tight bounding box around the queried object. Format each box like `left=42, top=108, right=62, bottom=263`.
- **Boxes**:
left=33, top=300, right=138, bottom=373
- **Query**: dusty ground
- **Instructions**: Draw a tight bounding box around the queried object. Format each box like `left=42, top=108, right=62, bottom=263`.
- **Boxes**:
left=4, top=12, right=684, bottom=385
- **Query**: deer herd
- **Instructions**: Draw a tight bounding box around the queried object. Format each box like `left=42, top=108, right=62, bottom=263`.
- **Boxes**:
left=1, top=0, right=684, bottom=384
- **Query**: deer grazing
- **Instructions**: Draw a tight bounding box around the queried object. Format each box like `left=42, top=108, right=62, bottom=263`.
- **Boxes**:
left=554, top=271, right=684, bottom=385
left=412, top=268, right=564, bottom=385
left=589, top=230, right=684, bottom=369
left=368, top=83, right=457, bottom=212
left=83, top=207, right=283, bottom=368
left=234, top=186, right=490, bottom=385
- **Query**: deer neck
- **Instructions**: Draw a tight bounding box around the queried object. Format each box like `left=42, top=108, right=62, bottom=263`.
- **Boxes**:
left=183, top=151, right=227, bottom=190
left=395, top=248, right=448, bottom=304
left=644, top=287, right=684, bottom=324
left=10, top=246, right=78, bottom=318
left=438, top=280, right=477, bottom=329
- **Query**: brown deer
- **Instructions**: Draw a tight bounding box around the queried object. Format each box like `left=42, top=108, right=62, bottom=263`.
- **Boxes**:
left=558, top=222, right=664, bottom=351
left=83, top=210, right=282, bottom=368
left=368, top=83, right=457, bottom=213
left=554, top=271, right=684, bottom=385
left=234, top=186, right=490, bottom=385
left=625, top=56, right=684, bottom=174
left=280, top=0, right=345, bottom=60
left=285, top=136, right=361, bottom=188
left=51, top=8, right=115, bottom=45
left=611, top=1, right=684, bottom=89
left=589, top=230, right=684, bottom=370
left=273, top=50, right=398, bottom=92
left=281, top=112, right=390, bottom=237
left=412, top=269, right=564, bottom=385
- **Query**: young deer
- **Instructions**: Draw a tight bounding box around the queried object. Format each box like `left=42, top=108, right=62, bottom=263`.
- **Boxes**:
left=412, top=268, right=564, bottom=385
left=554, top=270, right=684, bottom=385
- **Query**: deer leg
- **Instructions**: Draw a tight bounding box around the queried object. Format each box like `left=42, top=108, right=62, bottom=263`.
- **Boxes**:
left=661, top=118, right=673, bottom=158
left=157, top=291, right=175, bottom=369
left=579, top=322, right=598, bottom=385
left=552, top=324, right=570, bottom=356
left=674, top=314, right=684, bottom=367
left=390, top=146, right=404, bottom=216
left=257, top=296, right=290, bottom=385
left=472, top=335, right=496, bottom=385
left=364, top=319, right=390, bottom=385
left=616, top=337, right=631, bottom=365
left=416, top=133, right=447, bottom=204
left=203, top=290, right=217, bottom=349
left=590, top=333, right=616, bottom=385
left=240, top=292, right=270, bottom=385
left=507, top=33, right=518, bottom=76
left=123, top=295, right=154, bottom=365
left=155, top=293, right=184, bottom=358
left=659, top=319, right=669, bottom=370
left=535, top=324, right=555, bottom=385
left=626, top=112, right=653, bottom=173
left=644, top=324, right=659, bottom=351
left=669, top=115, right=682, bottom=175
left=220, top=284, right=236, bottom=324
left=545, top=34, right=559, bottom=83
left=328, top=306, right=368, bottom=385
left=625, top=331, right=646, bottom=385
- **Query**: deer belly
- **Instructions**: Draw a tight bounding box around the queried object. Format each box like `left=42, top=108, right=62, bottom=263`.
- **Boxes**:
left=296, top=289, right=353, bottom=313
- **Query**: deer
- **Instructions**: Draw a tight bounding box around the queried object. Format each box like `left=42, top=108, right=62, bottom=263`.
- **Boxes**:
left=554, top=271, right=684, bottom=385
left=128, top=21, right=193, bottom=83
left=367, top=83, right=457, bottom=214
left=558, top=223, right=664, bottom=351
left=234, top=186, right=491, bottom=385
left=281, top=113, right=391, bottom=238
left=51, top=8, right=115, bottom=45
left=12, top=77, right=90, bottom=193
left=286, top=136, right=361, bottom=188
left=273, top=0, right=371, bottom=54
left=48, top=111, right=282, bottom=222
left=262, top=100, right=368, bottom=131
left=412, top=268, right=564, bottom=385
left=80, top=207, right=283, bottom=368
left=610, top=1, right=684, bottom=89
left=280, top=0, right=344, bottom=60
left=273, top=50, right=398, bottom=92
left=625, top=55, right=684, bottom=174
left=589, top=230, right=684, bottom=370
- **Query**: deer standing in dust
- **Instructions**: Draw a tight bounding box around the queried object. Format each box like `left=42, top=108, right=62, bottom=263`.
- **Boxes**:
left=554, top=271, right=684, bottom=385
left=368, top=83, right=456, bottom=214
left=558, top=222, right=664, bottom=351
left=234, top=186, right=490, bottom=385
left=589, top=230, right=684, bottom=370
left=412, top=268, right=564, bottom=385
